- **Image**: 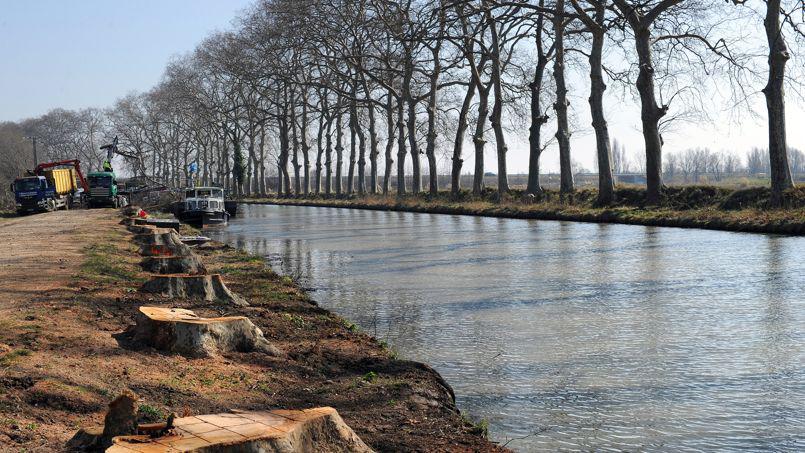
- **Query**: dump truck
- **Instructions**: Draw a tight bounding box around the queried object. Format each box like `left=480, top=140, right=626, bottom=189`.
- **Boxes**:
left=86, top=171, right=128, bottom=208
left=12, top=160, right=89, bottom=215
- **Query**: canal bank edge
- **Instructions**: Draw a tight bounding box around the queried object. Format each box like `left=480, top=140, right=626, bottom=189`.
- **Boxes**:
left=241, top=194, right=805, bottom=236
left=0, top=209, right=507, bottom=452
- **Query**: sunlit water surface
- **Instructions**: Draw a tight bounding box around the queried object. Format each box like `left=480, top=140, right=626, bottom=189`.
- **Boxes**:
left=207, top=204, right=804, bottom=452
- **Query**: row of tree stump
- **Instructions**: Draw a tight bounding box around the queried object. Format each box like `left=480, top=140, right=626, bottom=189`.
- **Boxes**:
left=123, top=216, right=279, bottom=358
left=69, top=211, right=369, bottom=452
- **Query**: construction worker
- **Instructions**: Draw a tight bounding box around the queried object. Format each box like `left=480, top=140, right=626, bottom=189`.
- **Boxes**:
left=102, top=160, right=113, bottom=172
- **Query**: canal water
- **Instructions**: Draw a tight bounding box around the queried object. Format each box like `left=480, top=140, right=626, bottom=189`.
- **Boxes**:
left=207, top=203, right=804, bottom=451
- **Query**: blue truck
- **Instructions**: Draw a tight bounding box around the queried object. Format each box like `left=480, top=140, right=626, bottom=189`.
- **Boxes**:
left=12, top=160, right=88, bottom=215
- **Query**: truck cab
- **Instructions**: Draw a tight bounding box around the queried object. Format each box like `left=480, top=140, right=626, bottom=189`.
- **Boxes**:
left=87, top=171, right=126, bottom=208
left=12, top=176, right=56, bottom=214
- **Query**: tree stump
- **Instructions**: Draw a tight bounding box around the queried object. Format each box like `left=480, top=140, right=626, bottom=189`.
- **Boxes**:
left=126, top=224, right=157, bottom=234
left=140, top=255, right=206, bottom=275
left=136, top=230, right=193, bottom=257
left=134, top=218, right=181, bottom=231
left=108, top=407, right=373, bottom=453
left=140, top=274, right=248, bottom=306
left=128, top=307, right=280, bottom=358
left=67, top=390, right=139, bottom=451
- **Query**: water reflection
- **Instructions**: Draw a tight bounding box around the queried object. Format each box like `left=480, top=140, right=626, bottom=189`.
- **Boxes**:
left=208, top=204, right=805, bottom=451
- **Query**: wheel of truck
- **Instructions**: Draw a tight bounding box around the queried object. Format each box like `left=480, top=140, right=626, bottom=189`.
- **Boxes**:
left=65, top=196, right=71, bottom=210
left=47, top=199, right=56, bottom=212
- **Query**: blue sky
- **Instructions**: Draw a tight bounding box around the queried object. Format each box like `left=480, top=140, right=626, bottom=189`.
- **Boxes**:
left=0, top=0, right=252, bottom=122
left=0, top=1, right=802, bottom=172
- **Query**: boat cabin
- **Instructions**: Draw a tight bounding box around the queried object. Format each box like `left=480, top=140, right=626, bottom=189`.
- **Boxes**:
left=184, top=187, right=225, bottom=211
left=177, top=186, right=230, bottom=226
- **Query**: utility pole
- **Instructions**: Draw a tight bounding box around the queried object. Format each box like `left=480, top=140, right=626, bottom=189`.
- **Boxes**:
left=26, top=136, right=38, bottom=167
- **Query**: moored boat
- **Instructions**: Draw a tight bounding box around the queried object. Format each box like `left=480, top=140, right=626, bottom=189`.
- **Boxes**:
left=176, top=187, right=230, bottom=226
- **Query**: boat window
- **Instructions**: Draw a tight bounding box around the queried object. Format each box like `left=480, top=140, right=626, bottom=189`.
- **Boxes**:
left=196, top=189, right=213, bottom=198
left=185, top=190, right=195, bottom=198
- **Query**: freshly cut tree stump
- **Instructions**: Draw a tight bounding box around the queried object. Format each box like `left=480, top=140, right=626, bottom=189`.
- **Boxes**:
left=140, top=274, right=248, bottom=306
left=107, top=407, right=373, bottom=452
left=126, top=224, right=157, bottom=235
left=134, top=218, right=181, bottom=231
left=136, top=230, right=193, bottom=257
left=140, top=255, right=206, bottom=275
left=129, top=307, right=280, bottom=358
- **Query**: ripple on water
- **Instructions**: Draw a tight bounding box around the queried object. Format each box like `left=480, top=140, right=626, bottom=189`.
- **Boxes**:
left=210, top=205, right=805, bottom=452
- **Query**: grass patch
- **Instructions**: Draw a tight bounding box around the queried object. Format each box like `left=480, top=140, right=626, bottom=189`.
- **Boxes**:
left=138, top=403, right=165, bottom=423
left=230, top=251, right=264, bottom=263
left=218, top=265, right=248, bottom=276
left=282, top=313, right=307, bottom=328
left=379, top=340, right=400, bottom=359
left=462, top=414, right=489, bottom=438
left=80, top=242, right=143, bottom=284
left=361, top=371, right=378, bottom=383
left=0, top=349, right=31, bottom=367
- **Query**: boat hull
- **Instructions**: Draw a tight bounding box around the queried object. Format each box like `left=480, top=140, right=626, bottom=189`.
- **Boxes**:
left=177, top=209, right=229, bottom=226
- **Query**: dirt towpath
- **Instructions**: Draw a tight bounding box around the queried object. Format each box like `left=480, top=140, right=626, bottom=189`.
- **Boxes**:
left=0, top=209, right=112, bottom=296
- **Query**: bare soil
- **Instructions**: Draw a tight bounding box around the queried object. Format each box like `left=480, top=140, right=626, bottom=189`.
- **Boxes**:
left=0, top=209, right=505, bottom=452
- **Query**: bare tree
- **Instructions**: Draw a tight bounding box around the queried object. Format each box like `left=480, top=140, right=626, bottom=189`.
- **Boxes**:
left=570, top=0, right=615, bottom=204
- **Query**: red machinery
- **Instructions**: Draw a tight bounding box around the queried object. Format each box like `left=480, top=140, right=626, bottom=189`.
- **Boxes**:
left=32, top=159, right=90, bottom=192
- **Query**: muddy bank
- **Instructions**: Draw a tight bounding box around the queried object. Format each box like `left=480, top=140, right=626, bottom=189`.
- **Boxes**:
left=243, top=186, right=805, bottom=235
left=0, top=209, right=504, bottom=452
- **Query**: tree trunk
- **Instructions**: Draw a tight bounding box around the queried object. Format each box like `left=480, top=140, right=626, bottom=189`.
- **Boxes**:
left=763, top=0, right=794, bottom=201
left=396, top=91, right=407, bottom=196
left=634, top=27, right=665, bottom=204
left=232, top=128, right=245, bottom=197
left=588, top=3, right=614, bottom=205
left=425, top=6, right=445, bottom=195
left=473, top=86, right=490, bottom=195
left=451, top=81, right=476, bottom=197
left=485, top=7, right=509, bottom=194
left=348, top=96, right=357, bottom=194
left=367, top=102, right=378, bottom=194
left=527, top=35, right=550, bottom=195
left=325, top=116, right=333, bottom=195
left=258, top=126, right=267, bottom=195
left=383, top=91, right=395, bottom=195
left=249, top=129, right=260, bottom=195
left=301, top=91, right=311, bottom=195
left=403, top=49, right=421, bottom=193
left=278, top=106, right=291, bottom=196
left=407, top=102, right=421, bottom=193
left=356, top=105, right=367, bottom=194
left=554, top=1, right=574, bottom=195
left=335, top=111, right=344, bottom=195
left=291, top=107, right=301, bottom=195
left=315, top=113, right=325, bottom=195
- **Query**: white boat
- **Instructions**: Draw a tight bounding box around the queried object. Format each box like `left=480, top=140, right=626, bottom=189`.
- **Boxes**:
left=176, top=187, right=229, bottom=226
